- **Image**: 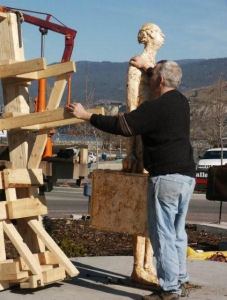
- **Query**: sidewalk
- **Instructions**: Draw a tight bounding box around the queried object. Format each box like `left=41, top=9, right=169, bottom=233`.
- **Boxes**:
left=1, top=255, right=227, bottom=300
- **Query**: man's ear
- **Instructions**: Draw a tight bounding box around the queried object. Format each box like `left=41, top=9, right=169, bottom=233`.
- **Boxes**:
left=160, top=76, right=165, bottom=86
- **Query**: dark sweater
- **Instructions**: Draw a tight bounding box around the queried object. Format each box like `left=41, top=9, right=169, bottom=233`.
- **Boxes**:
left=90, top=89, right=195, bottom=177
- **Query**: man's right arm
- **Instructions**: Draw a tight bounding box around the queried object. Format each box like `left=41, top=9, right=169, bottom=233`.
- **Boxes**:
left=90, top=100, right=157, bottom=137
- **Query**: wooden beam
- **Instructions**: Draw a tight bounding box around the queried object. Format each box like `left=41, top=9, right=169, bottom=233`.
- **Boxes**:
left=0, top=202, right=7, bottom=220
left=15, top=61, right=75, bottom=80
left=0, top=270, right=29, bottom=281
left=0, top=260, right=28, bottom=281
left=28, top=219, right=79, bottom=277
left=3, top=168, right=43, bottom=188
left=20, top=274, right=43, bottom=289
left=0, top=281, right=9, bottom=291
left=4, top=188, right=17, bottom=201
left=0, top=222, right=9, bottom=289
left=0, top=107, right=70, bottom=130
left=7, top=197, right=47, bottom=219
left=0, top=58, right=46, bottom=79
left=3, top=220, right=43, bottom=276
left=0, top=172, right=3, bottom=190
left=0, top=12, right=7, bottom=22
left=28, top=134, right=48, bottom=169
left=22, top=107, right=105, bottom=130
left=38, top=251, right=59, bottom=265
left=42, top=267, right=66, bottom=284
left=2, top=112, right=25, bottom=118
left=28, top=75, right=68, bottom=169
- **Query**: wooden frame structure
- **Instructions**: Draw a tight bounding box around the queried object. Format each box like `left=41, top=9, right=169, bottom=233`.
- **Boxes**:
left=0, top=11, right=103, bottom=290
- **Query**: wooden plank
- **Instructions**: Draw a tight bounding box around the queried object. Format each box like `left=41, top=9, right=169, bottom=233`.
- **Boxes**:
left=17, top=254, right=40, bottom=271
left=42, top=267, right=66, bottom=284
left=2, top=112, right=25, bottom=118
left=7, top=197, right=47, bottom=219
left=5, top=188, right=17, bottom=201
left=41, top=265, right=53, bottom=272
left=15, top=61, right=75, bottom=80
left=17, top=257, right=29, bottom=271
left=0, top=12, right=7, bottom=22
left=0, top=58, right=46, bottom=79
left=0, top=281, right=9, bottom=291
left=0, top=202, right=8, bottom=220
left=3, top=168, right=43, bottom=188
left=0, top=59, right=15, bottom=65
left=0, top=260, right=20, bottom=274
left=80, top=148, right=88, bottom=164
left=0, top=107, right=70, bottom=130
left=3, top=220, right=43, bottom=276
left=1, top=271, right=29, bottom=281
left=39, top=161, right=52, bottom=177
left=0, top=222, right=6, bottom=260
left=22, top=107, right=105, bottom=130
left=28, top=75, right=68, bottom=169
left=38, top=251, right=58, bottom=265
left=79, top=164, right=88, bottom=178
left=2, top=78, right=31, bottom=86
left=20, top=274, right=43, bottom=289
left=0, top=106, right=104, bottom=131
left=28, top=219, right=79, bottom=277
left=0, top=172, right=3, bottom=189
left=91, top=170, right=149, bottom=235
left=28, top=133, right=48, bottom=169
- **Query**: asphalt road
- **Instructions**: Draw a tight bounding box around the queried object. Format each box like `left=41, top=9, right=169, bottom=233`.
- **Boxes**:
left=45, top=186, right=227, bottom=223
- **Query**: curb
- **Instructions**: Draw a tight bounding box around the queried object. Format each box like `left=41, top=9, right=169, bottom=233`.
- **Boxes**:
left=187, top=221, right=227, bottom=235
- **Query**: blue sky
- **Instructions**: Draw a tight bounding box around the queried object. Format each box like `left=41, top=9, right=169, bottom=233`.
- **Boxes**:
left=1, top=0, right=227, bottom=64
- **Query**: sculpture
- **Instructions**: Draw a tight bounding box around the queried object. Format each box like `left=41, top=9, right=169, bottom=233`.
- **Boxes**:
left=123, top=23, right=165, bottom=285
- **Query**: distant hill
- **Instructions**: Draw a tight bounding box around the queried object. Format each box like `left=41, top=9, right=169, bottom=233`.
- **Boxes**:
left=1, top=57, right=227, bottom=105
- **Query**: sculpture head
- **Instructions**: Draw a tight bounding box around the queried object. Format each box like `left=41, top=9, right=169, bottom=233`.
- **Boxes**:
left=138, top=23, right=165, bottom=50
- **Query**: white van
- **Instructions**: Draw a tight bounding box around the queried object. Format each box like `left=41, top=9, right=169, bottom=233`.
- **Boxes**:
left=197, top=148, right=227, bottom=168
left=196, top=148, right=227, bottom=190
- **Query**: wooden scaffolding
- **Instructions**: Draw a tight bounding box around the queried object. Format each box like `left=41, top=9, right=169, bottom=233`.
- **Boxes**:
left=0, top=11, right=103, bottom=290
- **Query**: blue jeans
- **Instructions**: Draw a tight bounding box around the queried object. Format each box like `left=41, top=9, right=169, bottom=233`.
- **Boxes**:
left=147, top=174, right=195, bottom=294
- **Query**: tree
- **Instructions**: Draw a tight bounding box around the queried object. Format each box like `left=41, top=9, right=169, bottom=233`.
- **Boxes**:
left=190, top=78, right=227, bottom=157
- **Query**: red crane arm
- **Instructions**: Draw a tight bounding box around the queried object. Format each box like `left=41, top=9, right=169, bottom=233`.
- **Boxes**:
left=0, top=6, right=77, bottom=62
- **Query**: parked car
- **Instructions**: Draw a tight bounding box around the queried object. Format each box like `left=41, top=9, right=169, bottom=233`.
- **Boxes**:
left=115, top=153, right=126, bottom=159
left=196, top=148, right=227, bottom=191
left=115, top=153, right=123, bottom=159
left=88, top=152, right=97, bottom=163
left=57, top=147, right=79, bottom=159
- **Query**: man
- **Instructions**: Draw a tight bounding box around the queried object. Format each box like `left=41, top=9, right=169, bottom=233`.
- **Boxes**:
left=66, top=57, right=196, bottom=300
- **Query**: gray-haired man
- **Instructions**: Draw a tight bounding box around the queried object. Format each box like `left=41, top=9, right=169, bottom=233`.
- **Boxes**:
left=66, top=58, right=196, bottom=300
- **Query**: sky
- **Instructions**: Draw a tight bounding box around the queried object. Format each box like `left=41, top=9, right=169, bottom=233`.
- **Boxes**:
left=1, top=0, right=227, bottom=64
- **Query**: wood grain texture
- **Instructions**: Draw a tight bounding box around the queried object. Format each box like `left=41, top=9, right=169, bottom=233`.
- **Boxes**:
left=91, top=170, right=149, bottom=235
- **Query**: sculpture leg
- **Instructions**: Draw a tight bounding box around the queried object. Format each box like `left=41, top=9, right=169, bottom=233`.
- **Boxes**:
left=131, top=235, right=159, bottom=284
left=144, top=237, right=158, bottom=282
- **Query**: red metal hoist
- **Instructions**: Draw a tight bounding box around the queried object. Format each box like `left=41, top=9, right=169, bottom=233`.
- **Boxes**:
left=0, top=6, right=77, bottom=157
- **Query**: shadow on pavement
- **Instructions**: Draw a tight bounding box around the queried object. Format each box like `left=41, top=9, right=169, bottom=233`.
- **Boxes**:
left=64, top=261, right=148, bottom=299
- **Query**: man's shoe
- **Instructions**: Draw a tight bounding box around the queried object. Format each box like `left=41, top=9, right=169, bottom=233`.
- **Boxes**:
left=180, top=282, right=201, bottom=297
left=142, top=291, right=180, bottom=300
left=180, top=282, right=190, bottom=297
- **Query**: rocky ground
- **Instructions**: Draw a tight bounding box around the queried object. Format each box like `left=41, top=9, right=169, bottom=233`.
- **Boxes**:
left=5, top=218, right=227, bottom=261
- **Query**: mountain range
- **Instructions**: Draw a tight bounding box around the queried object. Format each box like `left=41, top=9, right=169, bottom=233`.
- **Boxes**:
left=0, top=57, right=227, bottom=105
